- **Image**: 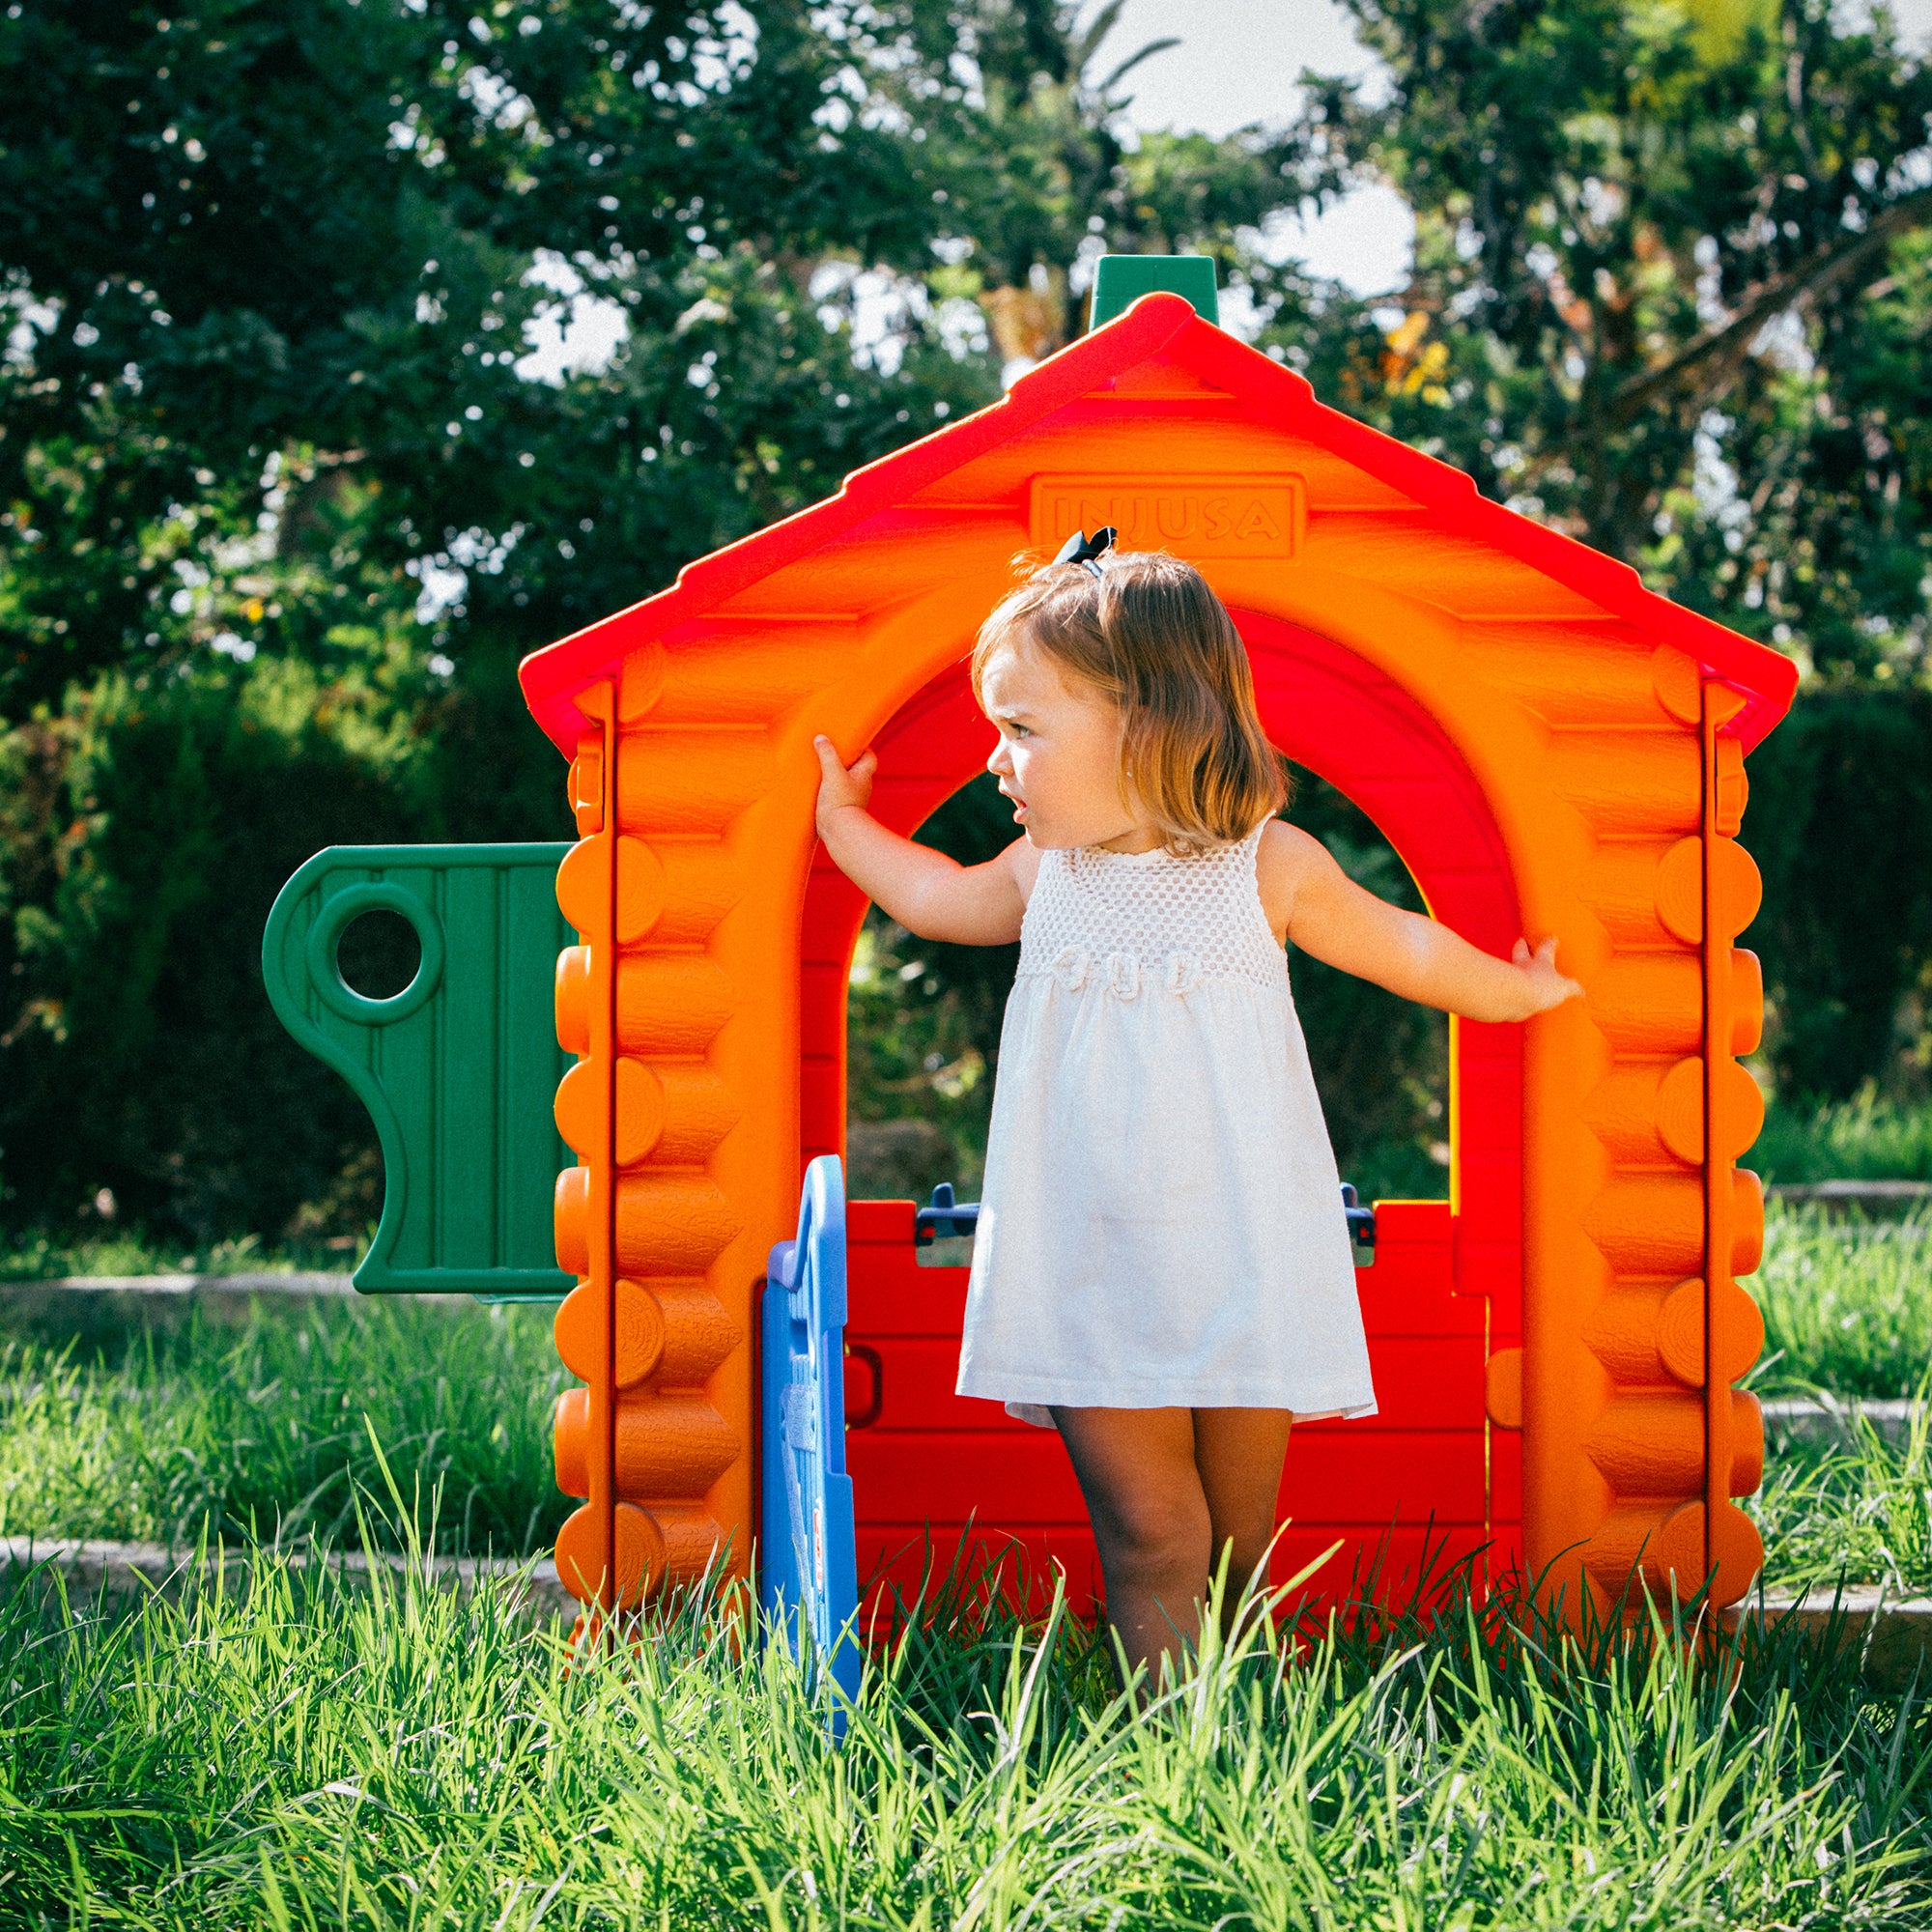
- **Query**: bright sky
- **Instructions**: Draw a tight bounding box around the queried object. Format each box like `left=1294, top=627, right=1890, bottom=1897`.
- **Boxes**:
left=1095, top=0, right=1932, bottom=297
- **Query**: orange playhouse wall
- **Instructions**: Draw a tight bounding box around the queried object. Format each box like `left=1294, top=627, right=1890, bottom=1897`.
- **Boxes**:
left=540, top=615, right=1765, bottom=1622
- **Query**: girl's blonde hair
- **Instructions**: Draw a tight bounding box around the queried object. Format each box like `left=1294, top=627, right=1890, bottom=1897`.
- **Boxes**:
left=971, top=548, right=1288, bottom=853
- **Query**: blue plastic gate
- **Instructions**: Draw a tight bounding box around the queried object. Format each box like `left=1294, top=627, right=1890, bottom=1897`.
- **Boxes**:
left=760, top=1155, right=862, bottom=1723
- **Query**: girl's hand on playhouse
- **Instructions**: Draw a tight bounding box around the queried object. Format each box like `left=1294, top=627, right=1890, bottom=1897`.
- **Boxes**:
left=813, top=735, right=877, bottom=834
left=1512, top=936, right=1584, bottom=1014
left=810, top=733, right=1032, bottom=944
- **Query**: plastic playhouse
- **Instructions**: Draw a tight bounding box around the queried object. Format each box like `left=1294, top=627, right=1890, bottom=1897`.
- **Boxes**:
left=265, top=256, right=1796, bottom=1638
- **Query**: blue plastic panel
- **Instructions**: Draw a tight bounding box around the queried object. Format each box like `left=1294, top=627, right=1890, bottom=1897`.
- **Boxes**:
left=761, top=1154, right=862, bottom=1725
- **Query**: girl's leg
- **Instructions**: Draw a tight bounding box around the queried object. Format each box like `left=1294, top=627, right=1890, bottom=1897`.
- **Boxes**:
left=1050, top=1405, right=1209, bottom=1684
left=1191, top=1407, right=1294, bottom=1634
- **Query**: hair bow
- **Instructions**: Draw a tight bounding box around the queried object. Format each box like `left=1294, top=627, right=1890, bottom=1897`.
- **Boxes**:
left=1052, top=526, right=1117, bottom=579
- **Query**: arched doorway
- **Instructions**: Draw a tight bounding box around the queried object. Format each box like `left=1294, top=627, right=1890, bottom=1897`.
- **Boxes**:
left=797, top=616, right=1524, bottom=1611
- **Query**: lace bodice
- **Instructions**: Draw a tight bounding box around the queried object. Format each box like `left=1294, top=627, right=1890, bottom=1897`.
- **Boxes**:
left=1016, top=821, right=1289, bottom=998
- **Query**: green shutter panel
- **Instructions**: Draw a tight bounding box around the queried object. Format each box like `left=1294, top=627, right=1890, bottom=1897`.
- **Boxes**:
left=262, top=842, right=576, bottom=1299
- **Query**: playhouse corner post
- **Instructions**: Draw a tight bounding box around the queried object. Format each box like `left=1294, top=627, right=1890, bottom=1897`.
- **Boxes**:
left=545, top=646, right=810, bottom=1618
left=550, top=681, right=621, bottom=1610
left=1698, top=681, right=1769, bottom=1604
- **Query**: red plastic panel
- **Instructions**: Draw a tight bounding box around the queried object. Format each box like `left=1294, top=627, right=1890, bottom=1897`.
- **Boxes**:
left=810, top=616, right=1525, bottom=1611
left=846, top=1199, right=1489, bottom=1616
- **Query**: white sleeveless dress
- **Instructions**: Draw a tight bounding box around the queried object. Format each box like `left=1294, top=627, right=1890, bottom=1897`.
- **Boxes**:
left=954, top=822, right=1378, bottom=1428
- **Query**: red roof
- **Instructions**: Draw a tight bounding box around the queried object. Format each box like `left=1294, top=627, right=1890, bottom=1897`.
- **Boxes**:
left=520, top=292, right=1798, bottom=754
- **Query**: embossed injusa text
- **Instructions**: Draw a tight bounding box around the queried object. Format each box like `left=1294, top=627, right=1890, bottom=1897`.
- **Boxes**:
left=1031, top=474, right=1305, bottom=561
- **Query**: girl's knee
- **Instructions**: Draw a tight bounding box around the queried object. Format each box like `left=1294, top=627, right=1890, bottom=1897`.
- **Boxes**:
left=1098, top=1485, right=1210, bottom=1578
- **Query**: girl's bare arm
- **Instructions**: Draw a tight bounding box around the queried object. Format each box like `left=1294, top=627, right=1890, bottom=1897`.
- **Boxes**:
left=1259, top=821, right=1580, bottom=1022
left=812, top=737, right=1033, bottom=945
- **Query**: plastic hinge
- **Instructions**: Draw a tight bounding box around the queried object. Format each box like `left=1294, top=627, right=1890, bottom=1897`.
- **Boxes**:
left=914, top=1180, right=981, bottom=1246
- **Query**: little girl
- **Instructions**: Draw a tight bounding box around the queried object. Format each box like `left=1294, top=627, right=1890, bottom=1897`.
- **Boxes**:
left=812, top=537, right=1580, bottom=1682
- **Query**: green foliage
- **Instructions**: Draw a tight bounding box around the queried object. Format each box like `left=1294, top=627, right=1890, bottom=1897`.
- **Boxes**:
left=847, top=922, right=998, bottom=1193
left=1754, top=1088, right=1932, bottom=1183
left=1, top=1535, right=1927, bottom=1926
left=1283, top=772, right=1451, bottom=1200
left=0, top=0, right=1298, bottom=1245
left=0, top=660, right=445, bottom=1239
left=1745, top=686, right=1932, bottom=1097
left=0, top=1227, right=342, bottom=1284
left=0, top=1297, right=569, bottom=1556
left=10, top=0, right=1932, bottom=1242
left=0, top=0, right=972, bottom=706
left=1287, top=0, right=1932, bottom=683
left=874, top=0, right=1301, bottom=355
left=846, top=775, right=1021, bottom=1193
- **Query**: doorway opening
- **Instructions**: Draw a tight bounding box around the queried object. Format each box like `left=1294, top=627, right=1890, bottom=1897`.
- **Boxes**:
left=798, top=619, right=1525, bottom=1610
left=838, top=767, right=1451, bottom=1228
left=842, top=776, right=1017, bottom=1222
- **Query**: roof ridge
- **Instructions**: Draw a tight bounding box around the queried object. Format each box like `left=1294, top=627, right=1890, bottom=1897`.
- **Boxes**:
left=520, top=292, right=1796, bottom=754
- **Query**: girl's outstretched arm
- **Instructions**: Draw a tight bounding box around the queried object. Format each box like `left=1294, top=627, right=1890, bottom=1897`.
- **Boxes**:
left=812, top=736, right=1033, bottom=945
left=1260, top=821, right=1581, bottom=1023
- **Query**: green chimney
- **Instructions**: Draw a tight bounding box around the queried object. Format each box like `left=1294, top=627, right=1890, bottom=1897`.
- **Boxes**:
left=1087, top=254, right=1219, bottom=331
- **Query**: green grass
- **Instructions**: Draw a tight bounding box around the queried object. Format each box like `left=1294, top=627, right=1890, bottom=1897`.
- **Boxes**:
left=1, top=1222, right=1928, bottom=1924
left=1752, top=1088, right=1932, bottom=1185
left=1, top=1522, right=1927, bottom=1930
left=0, top=1299, right=569, bottom=1557
left=1751, top=1202, right=1932, bottom=1401
left=1751, top=1386, right=1932, bottom=1598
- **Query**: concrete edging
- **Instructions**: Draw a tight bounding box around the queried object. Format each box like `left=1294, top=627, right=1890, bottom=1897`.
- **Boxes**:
left=9, top=1537, right=1929, bottom=1690
left=0, top=1273, right=473, bottom=1339
left=1761, top=1397, right=1923, bottom=1444
left=1724, top=1586, right=1932, bottom=1692
left=1, top=1535, right=578, bottom=1620
left=7, top=1256, right=1927, bottom=1686
left=1766, top=1180, right=1932, bottom=1208
left=19, top=1271, right=358, bottom=1295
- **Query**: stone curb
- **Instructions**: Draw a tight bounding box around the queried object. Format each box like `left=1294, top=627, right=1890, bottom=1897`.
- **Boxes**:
left=1767, top=1180, right=1932, bottom=1207
left=16, top=1271, right=359, bottom=1295
left=1724, top=1586, right=1932, bottom=1692
left=1, top=1535, right=578, bottom=1620
left=1761, top=1397, right=1923, bottom=1444
left=10, top=1538, right=1928, bottom=1690
left=0, top=1274, right=470, bottom=1339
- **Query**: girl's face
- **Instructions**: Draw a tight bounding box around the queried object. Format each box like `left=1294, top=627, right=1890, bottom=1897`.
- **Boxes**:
left=980, top=639, right=1152, bottom=851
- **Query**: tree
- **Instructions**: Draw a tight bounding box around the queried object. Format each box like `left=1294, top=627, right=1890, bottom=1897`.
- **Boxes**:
left=0, top=0, right=1299, bottom=1240
left=1263, top=0, right=1932, bottom=1099
left=1281, top=0, right=1932, bottom=682
left=0, top=0, right=981, bottom=1236
left=873, top=0, right=1300, bottom=363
